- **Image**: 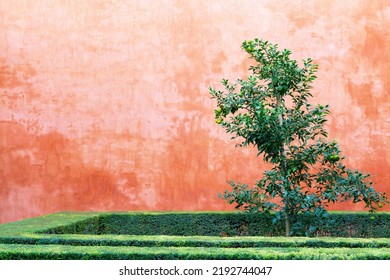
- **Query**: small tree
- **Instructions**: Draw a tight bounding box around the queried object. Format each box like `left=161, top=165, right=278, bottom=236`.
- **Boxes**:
left=209, top=39, right=388, bottom=237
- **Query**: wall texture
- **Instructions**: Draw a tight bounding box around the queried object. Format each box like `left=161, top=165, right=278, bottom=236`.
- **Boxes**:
left=1, top=0, right=389, bottom=223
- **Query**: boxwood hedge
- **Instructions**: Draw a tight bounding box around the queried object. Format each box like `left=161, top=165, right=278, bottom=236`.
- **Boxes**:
left=2, top=235, right=390, bottom=248
left=1, top=244, right=390, bottom=260
left=0, top=211, right=389, bottom=260
left=41, top=212, right=390, bottom=238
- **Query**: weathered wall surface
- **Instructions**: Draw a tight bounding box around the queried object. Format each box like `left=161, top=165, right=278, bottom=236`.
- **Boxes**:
left=1, top=0, right=389, bottom=223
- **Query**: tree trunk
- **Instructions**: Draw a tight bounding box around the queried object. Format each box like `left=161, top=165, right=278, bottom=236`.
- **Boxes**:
left=276, top=93, right=290, bottom=237
left=285, top=212, right=290, bottom=237
left=276, top=93, right=287, bottom=171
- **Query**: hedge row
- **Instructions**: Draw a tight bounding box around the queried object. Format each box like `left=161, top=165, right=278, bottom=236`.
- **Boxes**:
left=1, top=235, right=390, bottom=248
left=41, top=212, right=390, bottom=238
left=1, top=244, right=390, bottom=260
left=1, top=212, right=389, bottom=260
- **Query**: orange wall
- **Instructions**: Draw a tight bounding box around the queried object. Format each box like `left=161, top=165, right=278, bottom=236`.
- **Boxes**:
left=1, top=0, right=390, bottom=223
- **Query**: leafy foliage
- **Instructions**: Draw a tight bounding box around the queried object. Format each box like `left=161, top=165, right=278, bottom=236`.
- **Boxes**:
left=209, top=39, right=388, bottom=236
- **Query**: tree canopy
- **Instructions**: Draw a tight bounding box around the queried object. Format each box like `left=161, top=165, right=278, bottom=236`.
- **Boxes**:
left=209, top=39, right=388, bottom=236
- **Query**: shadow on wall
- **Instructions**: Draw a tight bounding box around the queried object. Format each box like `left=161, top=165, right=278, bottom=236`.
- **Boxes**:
left=0, top=121, right=135, bottom=223
left=160, top=116, right=215, bottom=210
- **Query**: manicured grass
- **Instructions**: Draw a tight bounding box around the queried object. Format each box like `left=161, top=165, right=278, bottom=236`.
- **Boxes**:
left=0, top=211, right=389, bottom=260
left=0, top=212, right=101, bottom=236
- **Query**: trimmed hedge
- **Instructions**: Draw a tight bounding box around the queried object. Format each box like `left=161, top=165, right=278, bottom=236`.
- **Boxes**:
left=41, top=212, right=390, bottom=238
left=1, top=235, right=390, bottom=248
left=41, top=212, right=280, bottom=236
left=1, top=244, right=390, bottom=260
left=1, top=212, right=390, bottom=260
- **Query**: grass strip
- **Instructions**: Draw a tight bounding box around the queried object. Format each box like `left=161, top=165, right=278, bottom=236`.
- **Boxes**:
left=0, top=212, right=101, bottom=236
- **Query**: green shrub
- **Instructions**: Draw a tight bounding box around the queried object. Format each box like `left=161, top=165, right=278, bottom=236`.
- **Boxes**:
left=1, top=244, right=390, bottom=260
left=40, top=212, right=280, bottom=236
left=1, top=212, right=389, bottom=260
left=1, top=235, right=390, bottom=248
left=39, top=212, right=390, bottom=238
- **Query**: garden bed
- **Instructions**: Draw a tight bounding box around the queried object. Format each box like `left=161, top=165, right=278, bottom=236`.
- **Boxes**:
left=0, top=212, right=389, bottom=260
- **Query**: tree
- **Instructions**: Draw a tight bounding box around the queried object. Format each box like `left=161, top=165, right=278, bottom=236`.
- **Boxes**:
left=209, top=39, right=388, bottom=237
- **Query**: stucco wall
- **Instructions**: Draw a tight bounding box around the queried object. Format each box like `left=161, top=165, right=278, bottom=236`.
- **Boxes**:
left=1, top=0, right=389, bottom=223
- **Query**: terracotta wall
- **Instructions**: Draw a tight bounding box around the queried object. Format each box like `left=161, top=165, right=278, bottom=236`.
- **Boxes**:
left=1, top=0, right=389, bottom=223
